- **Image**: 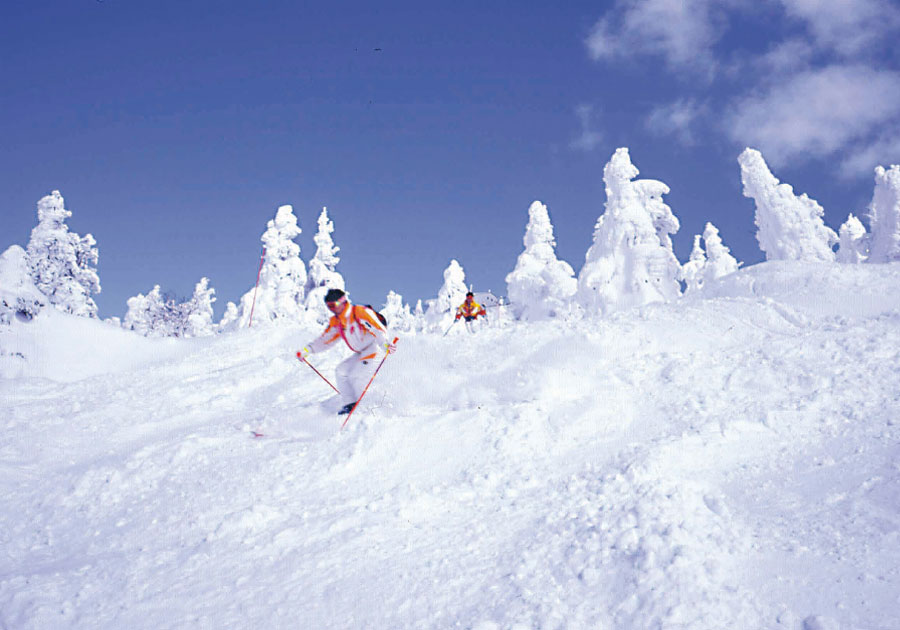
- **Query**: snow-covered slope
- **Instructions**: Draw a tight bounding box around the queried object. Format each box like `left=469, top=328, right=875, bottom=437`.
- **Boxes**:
left=2, top=262, right=899, bottom=630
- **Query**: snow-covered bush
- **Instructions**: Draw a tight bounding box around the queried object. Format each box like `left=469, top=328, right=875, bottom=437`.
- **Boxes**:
left=123, top=278, right=216, bottom=338
left=304, top=207, right=346, bottom=324
left=867, top=164, right=900, bottom=263
left=425, top=259, right=468, bottom=330
left=223, top=205, right=309, bottom=330
left=577, top=148, right=682, bottom=315
left=837, top=214, right=868, bottom=264
left=0, top=245, right=46, bottom=325
left=739, top=149, right=837, bottom=262
left=26, top=190, right=100, bottom=317
left=506, top=200, right=577, bottom=320
left=123, top=286, right=173, bottom=337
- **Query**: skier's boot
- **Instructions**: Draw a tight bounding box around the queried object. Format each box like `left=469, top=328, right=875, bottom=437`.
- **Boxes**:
left=337, top=402, right=356, bottom=416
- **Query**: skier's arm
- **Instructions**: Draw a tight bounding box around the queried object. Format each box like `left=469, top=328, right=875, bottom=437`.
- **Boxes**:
left=307, top=320, right=341, bottom=354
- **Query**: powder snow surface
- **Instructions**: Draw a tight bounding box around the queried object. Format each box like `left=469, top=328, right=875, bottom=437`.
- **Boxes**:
left=2, top=262, right=899, bottom=630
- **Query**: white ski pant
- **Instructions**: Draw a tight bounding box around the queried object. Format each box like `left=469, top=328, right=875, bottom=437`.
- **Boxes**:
left=335, top=346, right=384, bottom=405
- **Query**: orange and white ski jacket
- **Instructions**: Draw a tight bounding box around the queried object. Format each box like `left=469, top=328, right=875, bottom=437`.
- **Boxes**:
left=308, top=302, right=388, bottom=359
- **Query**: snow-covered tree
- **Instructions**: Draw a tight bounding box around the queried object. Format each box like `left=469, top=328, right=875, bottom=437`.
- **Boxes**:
left=837, top=213, right=868, bottom=264
left=701, top=223, right=739, bottom=282
left=577, top=148, right=682, bottom=315
left=867, top=164, right=900, bottom=263
left=26, top=190, right=100, bottom=317
left=0, top=245, right=46, bottom=325
left=123, top=285, right=170, bottom=337
left=182, top=277, right=216, bottom=337
left=413, top=299, right=426, bottom=332
left=382, top=290, right=416, bottom=333
left=739, top=149, right=837, bottom=262
left=679, top=223, right=739, bottom=294
left=304, top=207, right=346, bottom=324
left=218, top=301, right=240, bottom=333
left=505, top=200, right=577, bottom=320
left=426, top=259, right=468, bottom=329
left=226, top=205, right=308, bottom=329
left=681, top=235, right=706, bottom=294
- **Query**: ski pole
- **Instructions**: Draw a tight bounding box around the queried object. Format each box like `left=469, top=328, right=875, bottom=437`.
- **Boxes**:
left=341, top=337, right=399, bottom=430
left=248, top=247, right=266, bottom=327
left=296, top=351, right=340, bottom=394
left=442, top=319, right=458, bottom=337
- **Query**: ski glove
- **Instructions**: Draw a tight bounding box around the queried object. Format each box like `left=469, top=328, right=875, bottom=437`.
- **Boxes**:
left=297, top=347, right=311, bottom=362
left=385, top=341, right=397, bottom=354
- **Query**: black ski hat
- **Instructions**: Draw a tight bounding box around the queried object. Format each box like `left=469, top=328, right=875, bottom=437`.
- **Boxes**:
left=324, top=288, right=346, bottom=303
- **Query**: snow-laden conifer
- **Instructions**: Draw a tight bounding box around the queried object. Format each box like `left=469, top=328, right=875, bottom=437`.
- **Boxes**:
left=577, top=148, right=682, bottom=315
left=225, top=205, right=308, bottom=329
left=680, top=223, right=739, bottom=294
left=426, top=260, right=468, bottom=329
left=505, top=200, right=577, bottom=320
left=218, top=302, right=240, bottom=333
left=0, top=245, right=46, bottom=324
left=382, top=290, right=416, bottom=333
left=739, top=149, right=837, bottom=262
left=413, top=299, right=426, bottom=333
left=867, top=165, right=900, bottom=263
left=681, top=235, right=706, bottom=294
left=304, top=207, right=345, bottom=324
left=26, top=191, right=101, bottom=317
left=701, top=223, right=739, bottom=283
left=182, top=278, right=216, bottom=337
left=837, top=214, right=868, bottom=264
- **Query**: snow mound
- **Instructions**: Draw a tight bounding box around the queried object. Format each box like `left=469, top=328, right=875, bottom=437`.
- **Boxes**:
left=699, top=260, right=900, bottom=319
left=0, top=306, right=196, bottom=381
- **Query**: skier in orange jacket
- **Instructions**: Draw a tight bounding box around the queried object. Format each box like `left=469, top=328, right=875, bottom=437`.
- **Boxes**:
left=455, top=291, right=487, bottom=333
left=456, top=292, right=486, bottom=322
left=298, top=289, right=391, bottom=415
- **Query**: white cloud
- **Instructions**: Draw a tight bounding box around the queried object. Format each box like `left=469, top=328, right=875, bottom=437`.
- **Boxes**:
left=754, top=38, right=815, bottom=75
left=727, top=65, right=900, bottom=167
left=570, top=104, right=603, bottom=152
left=779, top=0, right=900, bottom=57
left=646, top=99, right=706, bottom=145
left=585, top=0, right=900, bottom=74
left=584, top=1, right=900, bottom=176
left=585, top=0, right=732, bottom=74
left=840, top=132, right=900, bottom=178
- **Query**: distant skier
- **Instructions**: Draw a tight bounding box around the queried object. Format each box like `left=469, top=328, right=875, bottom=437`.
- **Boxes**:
left=455, top=291, right=487, bottom=332
left=297, top=288, right=392, bottom=416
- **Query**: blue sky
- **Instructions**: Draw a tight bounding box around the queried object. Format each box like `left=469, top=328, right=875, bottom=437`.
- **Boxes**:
left=3, top=0, right=899, bottom=318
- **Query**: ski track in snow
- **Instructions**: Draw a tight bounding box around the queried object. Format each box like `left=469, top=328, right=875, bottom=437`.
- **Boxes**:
left=1, top=262, right=900, bottom=629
